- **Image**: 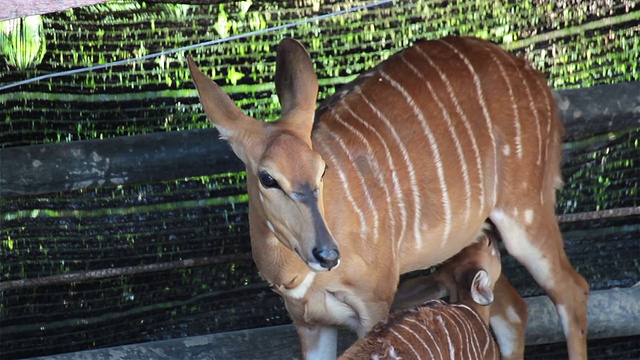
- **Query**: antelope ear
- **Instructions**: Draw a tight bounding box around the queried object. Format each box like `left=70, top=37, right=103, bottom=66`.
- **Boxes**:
left=470, top=270, right=494, bottom=306
left=187, top=55, right=248, bottom=141
left=274, top=38, right=318, bottom=135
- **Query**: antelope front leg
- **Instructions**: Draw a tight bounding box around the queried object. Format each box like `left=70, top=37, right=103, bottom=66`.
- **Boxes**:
left=295, top=322, right=338, bottom=360
left=490, top=274, right=528, bottom=360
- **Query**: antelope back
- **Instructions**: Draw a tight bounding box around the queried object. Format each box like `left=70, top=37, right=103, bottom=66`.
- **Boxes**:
left=340, top=300, right=500, bottom=360
left=314, top=36, right=562, bottom=273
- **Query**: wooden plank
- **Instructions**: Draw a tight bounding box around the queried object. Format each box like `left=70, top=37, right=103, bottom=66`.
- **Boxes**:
left=0, top=128, right=244, bottom=198
left=524, top=286, right=640, bottom=345
left=1, top=0, right=110, bottom=21
left=555, top=81, right=640, bottom=141
left=1, top=82, right=638, bottom=198
left=0, top=253, right=253, bottom=291
left=24, top=287, right=640, bottom=359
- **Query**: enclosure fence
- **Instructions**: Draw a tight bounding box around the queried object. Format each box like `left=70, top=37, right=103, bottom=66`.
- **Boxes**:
left=1, top=1, right=639, bottom=359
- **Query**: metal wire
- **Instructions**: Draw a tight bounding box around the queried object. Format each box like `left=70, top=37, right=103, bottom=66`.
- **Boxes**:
left=0, top=0, right=394, bottom=92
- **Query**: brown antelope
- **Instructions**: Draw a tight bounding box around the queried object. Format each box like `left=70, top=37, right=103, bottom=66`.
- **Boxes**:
left=341, top=230, right=502, bottom=360
left=187, top=36, right=589, bottom=360
left=392, top=225, right=528, bottom=360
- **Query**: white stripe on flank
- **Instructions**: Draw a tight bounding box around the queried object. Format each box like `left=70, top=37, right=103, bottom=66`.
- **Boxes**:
left=481, top=44, right=523, bottom=159
left=341, top=99, right=398, bottom=257
left=523, top=77, right=542, bottom=165
left=404, top=318, right=442, bottom=358
left=441, top=309, right=466, bottom=360
left=334, top=104, right=392, bottom=204
left=436, top=314, right=456, bottom=359
left=454, top=303, right=492, bottom=355
left=380, top=69, right=450, bottom=245
left=398, top=323, right=431, bottom=357
left=533, top=75, right=553, bottom=185
left=465, top=314, right=480, bottom=359
left=315, top=131, right=368, bottom=238
left=327, top=109, right=380, bottom=242
left=357, top=88, right=412, bottom=250
left=401, top=53, right=472, bottom=227
left=389, top=328, right=421, bottom=359
left=439, top=39, right=498, bottom=207
left=457, top=310, right=479, bottom=358
left=406, top=317, right=442, bottom=358
left=500, top=52, right=543, bottom=165
left=447, top=307, right=473, bottom=359
left=415, top=45, right=486, bottom=217
left=469, top=307, right=491, bottom=356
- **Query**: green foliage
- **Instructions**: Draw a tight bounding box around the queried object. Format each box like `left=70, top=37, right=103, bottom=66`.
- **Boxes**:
left=1, top=1, right=637, bottom=147
left=0, top=16, right=46, bottom=70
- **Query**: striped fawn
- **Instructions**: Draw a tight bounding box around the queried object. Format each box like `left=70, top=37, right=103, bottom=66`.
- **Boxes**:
left=341, top=230, right=502, bottom=359
left=187, top=36, right=588, bottom=359
left=392, top=225, right=528, bottom=360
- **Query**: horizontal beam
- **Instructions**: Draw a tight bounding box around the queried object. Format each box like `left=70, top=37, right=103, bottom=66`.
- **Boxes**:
left=1, top=82, right=638, bottom=198
left=554, top=81, right=640, bottom=141
left=0, top=128, right=244, bottom=198
left=1, top=0, right=110, bottom=21
left=25, top=287, right=640, bottom=359
left=524, top=286, right=640, bottom=345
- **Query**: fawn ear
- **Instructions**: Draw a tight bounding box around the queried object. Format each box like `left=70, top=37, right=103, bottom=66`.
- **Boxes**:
left=470, top=270, right=494, bottom=306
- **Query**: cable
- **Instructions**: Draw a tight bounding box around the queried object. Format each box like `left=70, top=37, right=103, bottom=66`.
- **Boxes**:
left=0, top=0, right=394, bottom=92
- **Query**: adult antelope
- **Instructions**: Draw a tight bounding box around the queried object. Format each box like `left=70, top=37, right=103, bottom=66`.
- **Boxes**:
left=342, top=230, right=502, bottom=360
left=187, top=36, right=589, bottom=359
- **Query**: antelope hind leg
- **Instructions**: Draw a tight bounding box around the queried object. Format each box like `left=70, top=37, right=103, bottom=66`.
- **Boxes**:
left=490, top=274, right=527, bottom=360
left=491, top=209, right=589, bottom=360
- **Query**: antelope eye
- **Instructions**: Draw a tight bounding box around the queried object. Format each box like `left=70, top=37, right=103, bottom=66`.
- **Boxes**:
left=258, top=171, right=280, bottom=189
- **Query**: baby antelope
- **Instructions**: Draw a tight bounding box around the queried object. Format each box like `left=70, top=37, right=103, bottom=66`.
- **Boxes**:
left=341, top=230, right=502, bottom=360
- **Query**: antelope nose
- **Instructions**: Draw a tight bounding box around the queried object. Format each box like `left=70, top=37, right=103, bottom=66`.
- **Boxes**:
left=312, top=247, right=340, bottom=270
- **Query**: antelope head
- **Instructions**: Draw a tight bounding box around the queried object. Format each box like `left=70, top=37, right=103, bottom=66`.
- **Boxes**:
left=187, top=38, right=340, bottom=272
